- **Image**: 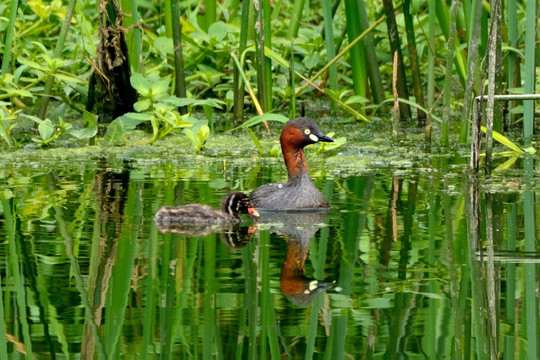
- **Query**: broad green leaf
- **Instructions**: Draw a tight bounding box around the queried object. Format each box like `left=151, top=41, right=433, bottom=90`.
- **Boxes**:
left=153, top=37, right=174, bottom=55
left=53, top=73, right=81, bottom=83
left=102, top=119, right=125, bottom=146
left=149, top=79, right=170, bottom=98
left=163, top=96, right=197, bottom=107
left=134, top=99, right=151, bottom=112
left=193, top=98, right=225, bottom=109
left=208, top=22, right=228, bottom=42
left=82, top=110, right=98, bottom=128
left=118, top=113, right=152, bottom=130
left=0, top=122, right=12, bottom=146
left=184, top=124, right=210, bottom=152
left=130, top=73, right=151, bottom=96
left=38, top=119, right=54, bottom=140
left=304, top=52, right=319, bottom=69
left=345, top=96, right=369, bottom=105
left=17, top=57, right=48, bottom=72
left=524, top=147, right=536, bottom=155
left=68, top=126, right=97, bottom=140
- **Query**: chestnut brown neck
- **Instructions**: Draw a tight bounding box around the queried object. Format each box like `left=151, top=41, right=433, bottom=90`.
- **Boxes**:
left=280, top=127, right=309, bottom=180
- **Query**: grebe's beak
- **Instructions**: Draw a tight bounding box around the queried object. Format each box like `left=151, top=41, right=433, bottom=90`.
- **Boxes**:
left=316, top=133, right=334, bottom=143
left=248, top=207, right=260, bottom=217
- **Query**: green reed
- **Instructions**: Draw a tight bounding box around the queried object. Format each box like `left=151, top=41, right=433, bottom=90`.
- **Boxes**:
left=4, top=199, right=33, bottom=358
left=322, top=0, right=337, bottom=111
left=103, top=181, right=142, bottom=359
left=381, top=0, right=411, bottom=119
left=425, top=0, right=436, bottom=142
left=260, top=231, right=279, bottom=359
left=233, top=0, right=251, bottom=119
left=0, top=0, right=19, bottom=75
left=204, top=0, right=217, bottom=32
left=122, top=0, right=142, bottom=73
left=403, top=0, right=426, bottom=123
left=203, top=233, right=217, bottom=358
left=524, top=154, right=537, bottom=358
left=358, top=0, right=385, bottom=106
left=287, top=0, right=305, bottom=39
left=37, top=0, right=77, bottom=119
left=504, top=200, right=517, bottom=358
left=459, top=0, right=484, bottom=143
left=343, top=0, right=366, bottom=98
left=440, top=0, right=459, bottom=146
left=523, top=0, right=536, bottom=146
left=253, top=0, right=273, bottom=112
left=169, top=0, right=187, bottom=114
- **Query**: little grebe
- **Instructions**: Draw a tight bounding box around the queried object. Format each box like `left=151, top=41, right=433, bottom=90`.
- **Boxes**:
left=249, top=117, right=334, bottom=210
left=154, top=192, right=259, bottom=224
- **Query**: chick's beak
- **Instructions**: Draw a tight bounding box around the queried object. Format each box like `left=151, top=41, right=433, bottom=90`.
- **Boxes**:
left=248, top=207, right=260, bottom=217
left=317, top=133, right=334, bottom=143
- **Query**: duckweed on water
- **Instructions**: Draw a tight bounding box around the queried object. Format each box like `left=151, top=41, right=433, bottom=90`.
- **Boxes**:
left=0, top=117, right=535, bottom=189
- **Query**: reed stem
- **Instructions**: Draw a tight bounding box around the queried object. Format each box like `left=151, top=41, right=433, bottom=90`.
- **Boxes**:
left=169, top=0, right=187, bottom=114
left=0, top=0, right=19, bottom=75
left=403, top=0, right=426, bottom=124
left=441, top=0, right=459, bottom=146
left=37, top=0, right=77, bottom=119
left=522, top=0, right=536, bottom=146
left=382, top=0, right=411, bottom=119
left=322, top=0, right=337, bottom=111
left=233, top=0, right=250, bottom=119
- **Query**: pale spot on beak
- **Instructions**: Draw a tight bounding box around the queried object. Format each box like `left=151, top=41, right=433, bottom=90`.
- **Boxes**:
left=309, top=134, right=319, bottom=142
left=308, top=280, right=319, bottom=291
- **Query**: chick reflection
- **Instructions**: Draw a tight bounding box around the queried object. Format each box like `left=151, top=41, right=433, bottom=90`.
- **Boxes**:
left=154, top=192, right=259, bottom=247
left=255, top=211, right=334, bottom=306
left=155, top=221, right=255, bottom=249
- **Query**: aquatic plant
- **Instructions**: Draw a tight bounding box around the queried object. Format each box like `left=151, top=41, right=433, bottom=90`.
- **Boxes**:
left=0, top=0, right=536, bottom=155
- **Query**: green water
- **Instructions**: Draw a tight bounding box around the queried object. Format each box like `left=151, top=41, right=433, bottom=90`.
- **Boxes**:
left=0, top=120, right=538, bottom=359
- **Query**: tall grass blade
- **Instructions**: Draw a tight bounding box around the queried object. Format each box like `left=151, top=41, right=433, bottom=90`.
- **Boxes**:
left=322, top=0, right=337, bottom=111
left=381, top=0, right=411, bottom=119
left=203, top=234, right=217, bottom=358
left=37, top=0, right=77, bottom=119
left=403, top=0, right=426, bottom=124
left=122, top=0, right=143, bottom=73
left=0, top=0, right=19, bottom=75
left=4, top=199, right=33, bottom=358
left=233, top=0, right=251, bottom=119
left=289, top=40, right=297, bottom=117
left=103, top=181, right=142, bottom=358
left=262, top=0, right=273, bottom=110
left=357, top=0, right=385, bottom=107
left=287, top=0, right=305, bottom=39
left=504, top=200, right=517, bottom=357
left=522, top=0, right=536, bottom=146
left=169, top=0, right=187, bottom=114
left=343, top=0, right=366, bottom=98
left=459, top=0, right=484, bottom=142
left=253, top=0, right=272, bottom=112
left=204, top=0, right=217, bottom=32
left=484, top=0, right=502, bottom=176
left=425, top=0, right=436, bottom=142
left=441, top=0, right=459, bottom=146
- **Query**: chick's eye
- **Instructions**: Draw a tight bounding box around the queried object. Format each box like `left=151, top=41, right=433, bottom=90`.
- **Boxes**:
left=304, top=129, right=311, bottom=135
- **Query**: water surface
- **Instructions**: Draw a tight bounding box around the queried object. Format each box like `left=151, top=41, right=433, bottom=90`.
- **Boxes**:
left=0, top=121, right=538, bottom=359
